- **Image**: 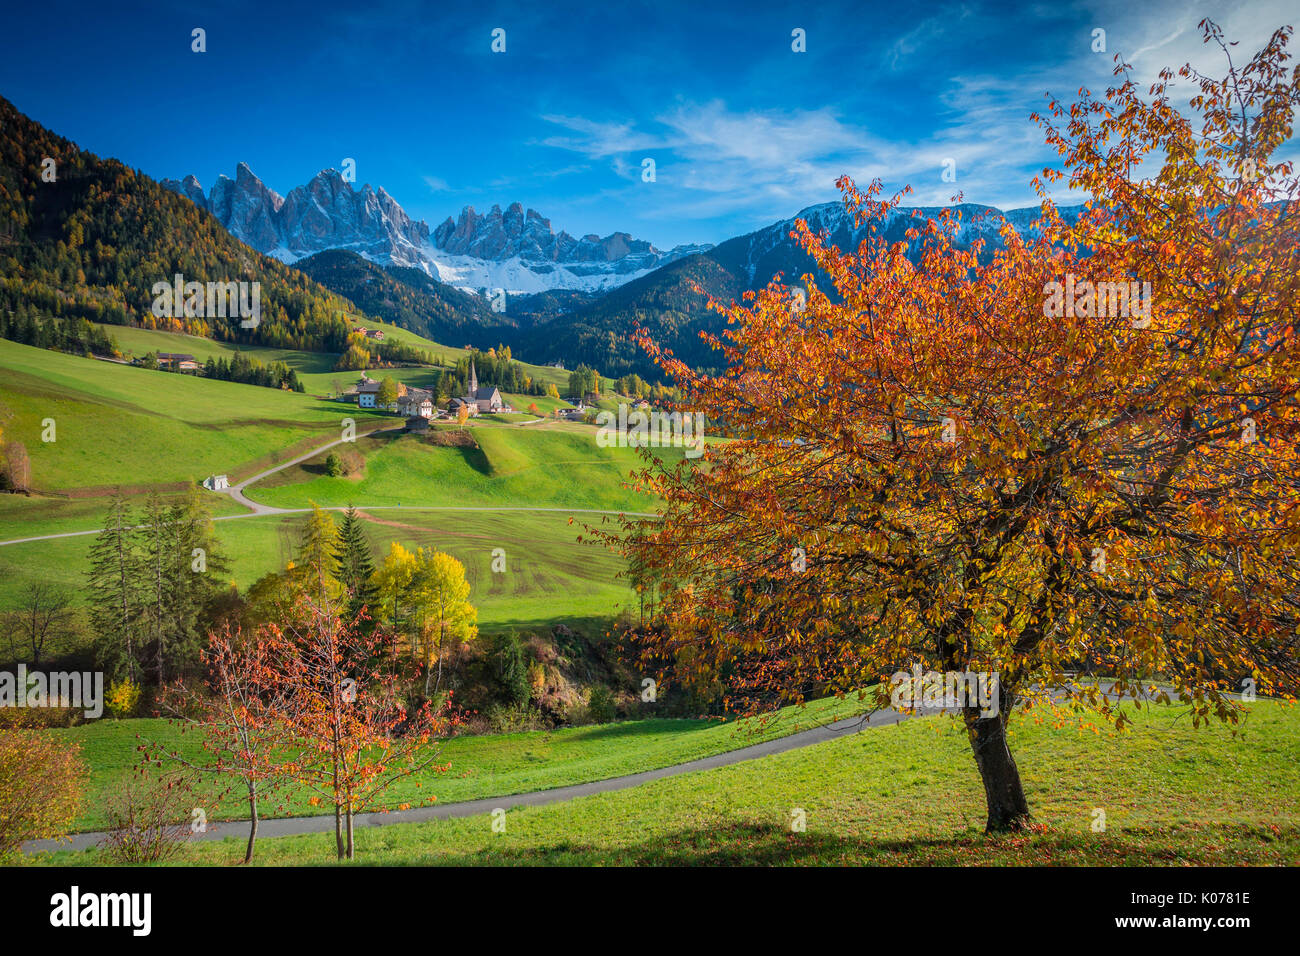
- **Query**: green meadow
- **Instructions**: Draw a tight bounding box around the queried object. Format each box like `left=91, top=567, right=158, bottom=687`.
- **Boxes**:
left=0, top=339, right=386, bottom=492
left=45, top=694, right=867, bottom=832
left=30, top=700, right=1300, bottom=866
left=247, top=424, right=669, bottom=513
left=0, top=507, right=633, bottom=628
left=96, top=319, right=579, bottom=397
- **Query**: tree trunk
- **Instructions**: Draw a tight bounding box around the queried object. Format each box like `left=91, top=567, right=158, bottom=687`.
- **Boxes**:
left=346, top=809, right=355, bottom=860
left=965, top=711, right=1032, bottom=833
left=244, top=787, right=259, bottom=864
left=334, top=804, right=345, bottom=860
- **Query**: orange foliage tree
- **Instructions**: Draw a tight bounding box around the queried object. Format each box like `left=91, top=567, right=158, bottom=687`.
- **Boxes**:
left=148, top=622, right=295, bottom=863
left=269, top=596, right=460, bottom=860
left=612, top=22, right=1300, bottom=831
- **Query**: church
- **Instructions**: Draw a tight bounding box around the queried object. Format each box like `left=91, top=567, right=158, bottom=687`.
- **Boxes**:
left=448, top=359, right=507, bottom=416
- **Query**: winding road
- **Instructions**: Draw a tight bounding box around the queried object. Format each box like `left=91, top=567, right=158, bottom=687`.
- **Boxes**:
left=23, top=683, right=1233, bottom=855
left=24, top=708, right=910, bottom=854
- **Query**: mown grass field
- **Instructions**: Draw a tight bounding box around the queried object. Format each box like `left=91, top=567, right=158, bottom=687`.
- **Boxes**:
left=0, top=507, right=633, bottom=626
left=30, top=700, right=1300, bottom=866
left=44, top=694, right=868, bottom=832
left=0, top=339, right=386, bottom=492
left=248, top=425, right=669, bottom=512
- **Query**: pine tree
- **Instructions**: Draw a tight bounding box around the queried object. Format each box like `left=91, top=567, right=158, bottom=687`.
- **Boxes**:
left=334, top=506, right=377, bottom=619
left=135, top=492, right=174, bottom=684
left=85, top=492, right=140, bottom=681
left=292, top=503, right=344, bottom=614
left=165, top=485, right=229, bottom=676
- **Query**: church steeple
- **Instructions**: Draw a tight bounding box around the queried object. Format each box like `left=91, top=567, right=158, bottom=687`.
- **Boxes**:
left=468, top=359, right=478, bottom=397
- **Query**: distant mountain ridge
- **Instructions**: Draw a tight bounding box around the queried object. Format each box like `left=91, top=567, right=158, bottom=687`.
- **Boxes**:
left=162, top=165, right=710, bottom=295
left=513, top=198, right=1089, bottom=379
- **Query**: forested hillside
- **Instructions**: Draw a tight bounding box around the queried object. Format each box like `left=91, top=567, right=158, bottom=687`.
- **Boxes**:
left=0, top=95, right=370, bottom=353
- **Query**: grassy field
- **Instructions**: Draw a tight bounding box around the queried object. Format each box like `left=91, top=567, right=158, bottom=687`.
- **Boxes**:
left=247, top=424, right=669, bottom=512
left=0, top=338, right=387, bottom=492
left=30, top=700, right=1300, bottom=866
left=43, top=694, right=868, bottom=832
left=0, top=489, right=248, bottom=542
left=0, top=507, right=634, bottom=626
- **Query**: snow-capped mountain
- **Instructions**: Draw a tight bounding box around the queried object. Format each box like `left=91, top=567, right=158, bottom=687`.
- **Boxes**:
left=162, top=165, right=709, bottom=295
left=724, top=200, right=1087, bottom=286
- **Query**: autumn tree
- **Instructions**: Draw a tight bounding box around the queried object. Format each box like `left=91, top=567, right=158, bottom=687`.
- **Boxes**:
left=370, top=541, right=417, bottom=639
left=148, top=622, right=294, bottom=863
left=409, top=549, right=477, bottom=696
left=268, top=596, right=457, bottom=860
left=0, top=730, right=87, bottom=860
left=614, top=23, right=1300, bottom=832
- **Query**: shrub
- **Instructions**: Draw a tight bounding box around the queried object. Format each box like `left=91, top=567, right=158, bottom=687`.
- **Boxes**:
left=486, top=703, right=547, bottom=734
left=489, top=633, right=530, bottom=707
left=105, top=677, right=141, bottom=718
left=324, top=453, right=343, bottom=477
left=0, top=729, right=87, bottom=860
left=0, top=706, right=85, bottom=729
left=587, top=685, right=617, bottom=724
left=98, top=772, right=195, bottom=864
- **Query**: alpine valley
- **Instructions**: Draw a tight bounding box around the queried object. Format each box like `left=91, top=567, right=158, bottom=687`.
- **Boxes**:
left=2, top=93, right=1082, bottom=379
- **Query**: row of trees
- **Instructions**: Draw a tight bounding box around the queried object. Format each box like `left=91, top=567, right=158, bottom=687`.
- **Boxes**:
left=86, top=489, right=229, bottom=684
left=456, top=346, right=545, bottom=396
left=144, top=505, right=476, bottom=861
left=0, top=303, right=118, bottom=358
left=614, top=372, right=681, bottom=404
left=568, top=364, right=601, bottom=401
left=197, top=353, right=303, bottom=392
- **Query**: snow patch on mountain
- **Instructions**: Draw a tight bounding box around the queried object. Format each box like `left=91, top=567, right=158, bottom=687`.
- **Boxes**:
left=164, top=165, right=711, bottom=295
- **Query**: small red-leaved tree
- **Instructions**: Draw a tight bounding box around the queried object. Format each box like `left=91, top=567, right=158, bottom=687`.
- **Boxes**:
left=146, top=621, right=293, bottom=863
left=270, top=595, right=459, bottom=860
left=610, top=22, right=1300, bottom=832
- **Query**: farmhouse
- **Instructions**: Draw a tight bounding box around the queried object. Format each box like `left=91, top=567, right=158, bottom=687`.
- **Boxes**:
left=157, top=352, right=199, bottom=372
left=356, top=377, right=380, bottom=408
left=397, top=387, right=435, bottom=419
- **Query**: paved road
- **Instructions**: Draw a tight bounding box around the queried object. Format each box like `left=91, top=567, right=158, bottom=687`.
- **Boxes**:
left=23, top=708, right=907, bottom=854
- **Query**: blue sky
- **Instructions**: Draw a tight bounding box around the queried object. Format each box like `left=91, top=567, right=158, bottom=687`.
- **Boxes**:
left=0, top=0, right=1292, bottom=248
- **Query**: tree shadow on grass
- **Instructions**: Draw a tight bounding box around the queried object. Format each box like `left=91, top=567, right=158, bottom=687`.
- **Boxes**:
left=392, top=820, right=1297, bottom=867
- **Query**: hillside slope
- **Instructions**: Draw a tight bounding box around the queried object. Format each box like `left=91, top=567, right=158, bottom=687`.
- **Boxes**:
left=0, top=96, right=367, bottom=352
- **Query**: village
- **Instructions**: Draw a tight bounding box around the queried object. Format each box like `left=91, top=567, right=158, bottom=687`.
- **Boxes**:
left=341, top=358, right=601, bottom=430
